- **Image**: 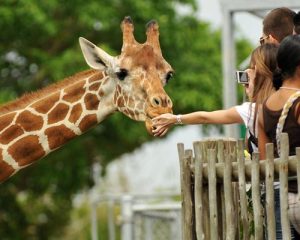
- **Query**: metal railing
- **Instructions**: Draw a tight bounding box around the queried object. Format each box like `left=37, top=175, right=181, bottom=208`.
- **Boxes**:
left=89, top=192, right=181, bottom=240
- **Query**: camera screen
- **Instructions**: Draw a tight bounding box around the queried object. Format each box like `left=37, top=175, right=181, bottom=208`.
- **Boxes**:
left=236, top=71, right=248, bottom=84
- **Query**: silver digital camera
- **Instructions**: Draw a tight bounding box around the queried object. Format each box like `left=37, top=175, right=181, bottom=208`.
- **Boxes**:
left=235, top=71, right=249, bottom=84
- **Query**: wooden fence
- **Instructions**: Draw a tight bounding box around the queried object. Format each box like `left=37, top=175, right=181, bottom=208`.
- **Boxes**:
left=177, top=133, right=300, bottom=240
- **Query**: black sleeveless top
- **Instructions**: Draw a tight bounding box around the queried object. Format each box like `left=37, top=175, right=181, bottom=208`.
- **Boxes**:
left=263, top=97, right=300, bottom=193
left=263, top=97, right=300, bottom=157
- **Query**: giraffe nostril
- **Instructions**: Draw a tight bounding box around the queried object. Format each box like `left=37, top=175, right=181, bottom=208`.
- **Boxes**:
left=153, top=97, right=161, bottom=106
left=151, top=95, right=172, bottom=108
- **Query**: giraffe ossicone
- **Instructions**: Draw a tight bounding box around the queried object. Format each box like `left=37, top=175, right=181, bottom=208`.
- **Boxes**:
left=0, top=16, right=173, bottom=182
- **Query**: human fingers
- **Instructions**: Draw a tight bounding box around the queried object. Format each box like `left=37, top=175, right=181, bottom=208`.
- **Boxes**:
left=159, top=128, right=169, bottom=137
left=152, top=125, right=168, bottom=137
left=246, top=68, right=256, bottom=79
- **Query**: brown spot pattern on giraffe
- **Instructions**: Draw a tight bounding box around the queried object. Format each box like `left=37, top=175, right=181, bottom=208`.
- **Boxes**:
left=137, top=102, right=144, bottom=110
left=32, top=92, right=60, bottom=114
left=69, top=103, right=82, bottom=124
left=45, top=125, right=76, bottom=150
left=0, top=150, right=15, bottom=181
left=98, top=90, right=104, bottom=97
left=79, top=114, right=97, bottom=132
left=117, top=97, right=125, bottom=107
left=88, top=72, right=104, bottom=83
left=48, top=103, right=69, bottom=124
left=63, top=81, right=86, bottom=103
left=85, top=93, right=100, bottom=111
left=0, top=125, right=24, bottom=144
left=89, top=82, right=101, bottom=91
left=16, top=110, right=43, bottom=131
left=8, top=135, right=45, bottom=166
left=0, top=112, right=16, bottom=132
left=127, top=109, right=135, bottom=117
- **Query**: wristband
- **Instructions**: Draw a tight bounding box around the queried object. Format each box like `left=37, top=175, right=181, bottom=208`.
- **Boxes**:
left=176, top=114, right=183, bottom=125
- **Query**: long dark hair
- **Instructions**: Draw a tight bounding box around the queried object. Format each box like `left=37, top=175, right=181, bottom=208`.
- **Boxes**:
left=293, top=11, right=300, bottom=34
left=273, top=35, right=300, bottom=89
left=250, top=43, right=278, bottom=104
left=249, top=44, right=277, bottom=137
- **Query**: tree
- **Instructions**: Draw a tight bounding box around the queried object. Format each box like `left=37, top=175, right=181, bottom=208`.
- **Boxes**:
left=0, top=0, right=252, bottom=238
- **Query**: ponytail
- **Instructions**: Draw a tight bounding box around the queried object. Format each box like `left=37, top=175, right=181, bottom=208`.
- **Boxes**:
left=273, top=68, right=283, bottom=90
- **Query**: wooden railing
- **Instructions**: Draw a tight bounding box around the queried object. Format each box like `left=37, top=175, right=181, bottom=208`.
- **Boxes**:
left=177, top=133, right=300, bottom=240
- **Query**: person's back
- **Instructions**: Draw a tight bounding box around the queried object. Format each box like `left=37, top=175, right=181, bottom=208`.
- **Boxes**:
left=263, top=90, right=300, bottom=156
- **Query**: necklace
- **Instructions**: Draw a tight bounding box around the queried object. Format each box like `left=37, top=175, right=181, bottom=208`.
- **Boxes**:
left=280, top=86, right=300, bottom=91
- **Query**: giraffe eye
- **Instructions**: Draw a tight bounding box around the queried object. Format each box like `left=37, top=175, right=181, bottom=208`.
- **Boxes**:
left=166, top=71, right=174, bottom=83
left=116, top=69, right=128, bottom=81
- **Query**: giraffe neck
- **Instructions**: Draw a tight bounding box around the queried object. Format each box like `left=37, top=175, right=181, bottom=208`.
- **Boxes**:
left=0, top=69, right=116, bottom=182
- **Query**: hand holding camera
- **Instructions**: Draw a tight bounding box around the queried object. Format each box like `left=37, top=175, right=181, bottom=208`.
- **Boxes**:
left=235, top=71, right=249, bottom=84
left=235, top=68, right=256, bottom=85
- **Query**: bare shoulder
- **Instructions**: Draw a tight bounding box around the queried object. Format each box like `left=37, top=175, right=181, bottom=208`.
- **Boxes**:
left=266, top=91, right=289, bottom=111
left=296, top=101, right=300, bottom=124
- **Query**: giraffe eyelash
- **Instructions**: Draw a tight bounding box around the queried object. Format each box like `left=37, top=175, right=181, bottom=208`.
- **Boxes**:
left=166, top=71, right=174, bottom=83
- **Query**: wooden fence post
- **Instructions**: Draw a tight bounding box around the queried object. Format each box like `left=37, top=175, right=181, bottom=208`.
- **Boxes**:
left=279, top=133, right=291, bottom=240
left=237, top=139, right=249, bottom=240
left=251, top=152, right=263, bottom=239
left=208, top=148, right=218, bottom=239
left=200, top=140, right=211, bottom=239
left=224, top=140, right=235, bottom=240
left=193, top=141, right=205, bottom=240
left=217, top=140, right=226, bottom=240
left=178, top=144, right=195, bottom=240
left=265, top=143, right=276, bottom=240
left=178, top=136, right=298, bottom=240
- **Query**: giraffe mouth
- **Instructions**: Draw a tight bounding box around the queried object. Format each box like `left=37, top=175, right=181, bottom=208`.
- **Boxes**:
left=144, top=105, right=173, bottom=135
left=145, top=117, right=155, bottom=135
left=144, top=111, right=171, bottom=136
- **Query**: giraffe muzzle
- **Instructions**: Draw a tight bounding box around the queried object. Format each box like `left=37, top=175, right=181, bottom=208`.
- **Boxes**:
left=145, top=95, right=173, bottom=135
left=150, top=94, right=173, bottom=108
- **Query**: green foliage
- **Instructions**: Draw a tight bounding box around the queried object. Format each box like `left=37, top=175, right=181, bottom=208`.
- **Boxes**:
left=236, top=38, right=254, bottom=103
left=0, top=0, right=252, bottom=239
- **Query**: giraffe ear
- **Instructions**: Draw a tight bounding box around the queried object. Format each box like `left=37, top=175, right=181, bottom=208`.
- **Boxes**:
left=79, top=37, right=114, bottom=70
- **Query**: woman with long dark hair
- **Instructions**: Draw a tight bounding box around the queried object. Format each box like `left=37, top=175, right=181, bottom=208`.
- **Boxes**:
left=258, top=35, right=300, bottom=239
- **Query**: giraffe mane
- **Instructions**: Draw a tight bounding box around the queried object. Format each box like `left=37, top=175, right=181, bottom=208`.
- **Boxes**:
left=0, top=69, right=100, bottom=115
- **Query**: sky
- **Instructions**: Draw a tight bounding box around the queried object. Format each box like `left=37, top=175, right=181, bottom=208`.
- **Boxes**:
left=197, top=0, right=263, bottom=45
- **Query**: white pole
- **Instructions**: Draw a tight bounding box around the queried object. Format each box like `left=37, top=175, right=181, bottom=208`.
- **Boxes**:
left=221, top=7, right=239, bottom=138
left=121, top=195, right=133, bottom=240
left=90, top=162, right=101, bottom=240
left=91, top=201, right=98, bottom=240
left=108, top=199, right=116, bottom=240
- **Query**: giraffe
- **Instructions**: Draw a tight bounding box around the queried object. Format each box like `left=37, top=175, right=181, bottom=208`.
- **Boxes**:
left=0, top=16, right=173, bottom=182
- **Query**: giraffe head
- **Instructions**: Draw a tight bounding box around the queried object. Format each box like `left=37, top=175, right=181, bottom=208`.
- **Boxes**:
left=79, top=17, right=173, bottom=135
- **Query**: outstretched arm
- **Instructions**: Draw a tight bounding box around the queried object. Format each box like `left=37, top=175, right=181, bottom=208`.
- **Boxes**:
left=152, top=107, right=243, bottom=137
